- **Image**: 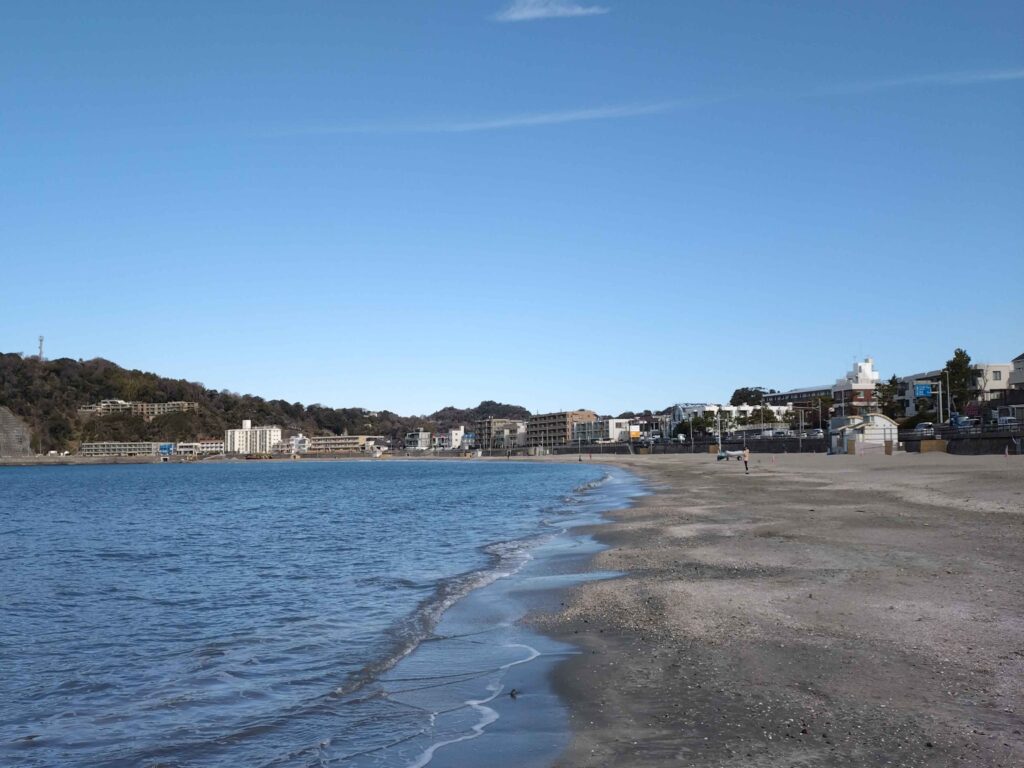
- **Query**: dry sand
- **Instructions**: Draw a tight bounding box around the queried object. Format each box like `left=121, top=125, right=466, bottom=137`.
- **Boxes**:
left=533, top=452, right=1024, bottom=767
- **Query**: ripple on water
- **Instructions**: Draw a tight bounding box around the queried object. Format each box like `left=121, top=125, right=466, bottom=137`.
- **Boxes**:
left=0, top=461, right=639, bottom=767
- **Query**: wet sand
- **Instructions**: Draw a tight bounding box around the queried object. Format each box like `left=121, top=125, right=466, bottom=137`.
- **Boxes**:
left=533, top=453, right=1024, bottom=767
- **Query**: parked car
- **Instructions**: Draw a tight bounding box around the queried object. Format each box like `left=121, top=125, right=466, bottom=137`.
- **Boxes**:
left=913, top=422, right=935, bottom=437
left=994, top=416, right=1019, bottom=429
left=951, top=417, right=979, bottom=430
left=806, top=428, right=825, bottom=438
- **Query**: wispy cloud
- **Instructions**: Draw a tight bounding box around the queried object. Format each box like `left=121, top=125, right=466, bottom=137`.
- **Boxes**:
left=269, top=67, right=1023, bottom=139
left=494, top=0, right=609, bottom=23
left=814, top=67, right=1024, bottom=96
left=284, top=101, right=677, bottom=136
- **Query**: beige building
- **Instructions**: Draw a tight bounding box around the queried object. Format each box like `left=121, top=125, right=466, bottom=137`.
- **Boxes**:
left=308, top=434, right=384, bottom=453
left=526, top=410, right=598, bottom=448
left=79, top=442, right=169, bottom=457
left=78, top=399, right=199, bottom=421
left=224, top=420, right=282, bottom=454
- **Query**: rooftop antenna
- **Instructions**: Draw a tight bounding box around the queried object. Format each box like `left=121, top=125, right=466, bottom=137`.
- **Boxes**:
left=38, top=335, right=44, bottom=360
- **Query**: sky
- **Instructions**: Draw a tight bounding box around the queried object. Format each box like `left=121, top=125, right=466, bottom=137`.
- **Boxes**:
left=2, top=1, right=1022, bottom=415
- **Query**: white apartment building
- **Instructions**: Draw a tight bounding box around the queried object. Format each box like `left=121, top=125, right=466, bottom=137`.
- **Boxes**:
left=174, top=440, right=224, bottom=456
left=432, top=426, right=465, bottom=451
left=573, top=418, right=632, bottom=443
left=405, top=429, right=431, bottom=450
left=272, top=434, right=311, bottom=454
left=224, top=420, right=282, bottom=454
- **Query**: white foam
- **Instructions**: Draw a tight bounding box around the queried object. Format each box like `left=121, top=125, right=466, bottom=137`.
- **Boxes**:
left=404, top=644, right=540, bottom=768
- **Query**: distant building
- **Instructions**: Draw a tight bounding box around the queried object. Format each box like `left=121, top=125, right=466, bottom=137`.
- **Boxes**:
left=763, top=385, right=832, bottom=408
left=405, top=429, right=431, bottom=450
left=432, top=426, right=465, bottom=451
left=475, top=417, right=527, bottom=449
left=830, top=413, right=900, bottom=455
left=78, top=399, right=199, bottom=421
left=671, top=402, right=791, bottom=424
left=897, top=361, right=1013, bottom=417
left=1010, top=353, right=1024, bottom=391
left=573, top=418, right=631, bottom=444
left=174, top=440, right=224, bottom=456
left=832, top=358, right=882, bottom=419
left=272, top=434, right=311, bottom=455
left=526, top=410, right=598, bottom=448
left=308, top=434, right=383, bottom=453
left=79, top=441, right=172, bottom=457
left=224, top=420, right=282, bottom=454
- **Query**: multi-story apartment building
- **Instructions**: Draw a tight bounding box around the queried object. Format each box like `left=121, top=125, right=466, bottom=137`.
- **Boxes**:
left=79, top=442, right=171, bottom=457
left=307, top=434, right=383, bottom=453
left=763, top=385, right=832, bottom=408
left=405, top=429, right=431, bottom=450
left=832, top=358, right=882, bottom=419
left=572, top=418, right=631, bottom=444
left=224, top=420, right=282, bottom=454
left=475, top=417, right=527, bottom=450
left=526, top=410, right=598, bottom=448
left=78, top=399, right=199, bottom=421
left=272, top=434, right=311, bottom=454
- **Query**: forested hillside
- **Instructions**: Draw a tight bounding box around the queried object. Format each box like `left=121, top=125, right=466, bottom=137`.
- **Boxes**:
left=0, top=353, right=530, bottom=453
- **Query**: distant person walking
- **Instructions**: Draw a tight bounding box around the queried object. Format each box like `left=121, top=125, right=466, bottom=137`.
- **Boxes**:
left=742, top=446, right=750, bottom=474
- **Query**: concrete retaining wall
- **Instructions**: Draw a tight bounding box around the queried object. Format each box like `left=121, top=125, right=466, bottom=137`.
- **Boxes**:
left=0, top=407, right=33, bottom=457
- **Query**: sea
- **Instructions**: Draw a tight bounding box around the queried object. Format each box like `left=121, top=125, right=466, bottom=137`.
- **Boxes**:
left=0, top=460, right=641, bottom=768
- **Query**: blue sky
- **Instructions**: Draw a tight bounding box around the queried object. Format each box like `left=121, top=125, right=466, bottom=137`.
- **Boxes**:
left=2, top=1, right=1022, bottom=415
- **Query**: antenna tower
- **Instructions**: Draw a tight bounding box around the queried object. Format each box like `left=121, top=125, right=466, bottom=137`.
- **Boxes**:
left=38, top=335, right=44, bottom=360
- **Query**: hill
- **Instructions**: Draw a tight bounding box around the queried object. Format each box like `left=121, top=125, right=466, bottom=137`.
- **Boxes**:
left=0, top=353, right=531, bottom=453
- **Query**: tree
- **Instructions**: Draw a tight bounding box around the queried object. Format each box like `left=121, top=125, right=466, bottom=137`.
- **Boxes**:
left=748, top=406, right=778, bottom=425
left=730, top=387, right=766, bottom=406
left=875, top=374, right=902, bottom=419
left=944, top=348, right=977, bottom=413
left=696, top=413, right=720, bottom=435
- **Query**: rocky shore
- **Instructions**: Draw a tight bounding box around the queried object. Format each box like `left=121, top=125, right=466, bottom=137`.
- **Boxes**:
left=535, top=453, right=1024, bottom=767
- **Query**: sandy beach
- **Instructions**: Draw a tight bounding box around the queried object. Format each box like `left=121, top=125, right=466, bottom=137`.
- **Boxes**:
left=535, top=453, right=1024, bottom=767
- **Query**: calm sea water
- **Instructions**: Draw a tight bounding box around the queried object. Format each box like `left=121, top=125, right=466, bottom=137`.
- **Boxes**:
left=0, top=460, right=634, bottom=767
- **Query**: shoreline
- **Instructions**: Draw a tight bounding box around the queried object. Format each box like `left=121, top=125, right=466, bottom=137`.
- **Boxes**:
left=349, top=463, right=647, bottom=767
left=532, top=453, right=1024, bottom=767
